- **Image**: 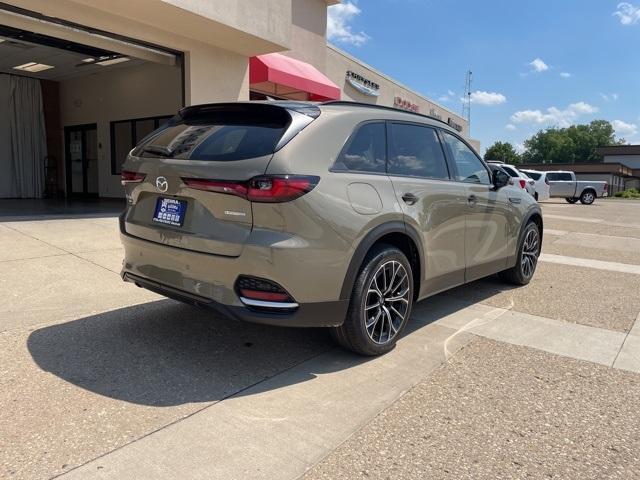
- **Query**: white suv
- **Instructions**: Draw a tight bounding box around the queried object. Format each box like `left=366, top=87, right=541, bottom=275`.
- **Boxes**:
left=486, top=161, right=536, bottom=198
left=520, top=169, right=551, bottom=201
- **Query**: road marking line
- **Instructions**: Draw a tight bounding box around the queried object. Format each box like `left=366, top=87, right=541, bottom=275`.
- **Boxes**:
left=539, top=253, right=640, bottom=275
left=544, top=214, right=603, bottom=223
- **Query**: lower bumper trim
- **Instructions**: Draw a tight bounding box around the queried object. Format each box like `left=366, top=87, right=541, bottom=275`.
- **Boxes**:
left=123, top=272, right=348, bottom=328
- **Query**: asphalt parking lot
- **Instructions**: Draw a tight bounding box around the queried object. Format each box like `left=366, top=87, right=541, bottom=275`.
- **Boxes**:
left=1, top=198, right=640, bottom=479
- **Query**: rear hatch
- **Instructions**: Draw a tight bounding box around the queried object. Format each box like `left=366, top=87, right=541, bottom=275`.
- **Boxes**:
left=121, top=102, right=318, bottom=257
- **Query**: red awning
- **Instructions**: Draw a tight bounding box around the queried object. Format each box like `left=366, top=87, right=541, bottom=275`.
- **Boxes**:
left=250, top=53, right=340, bottom=101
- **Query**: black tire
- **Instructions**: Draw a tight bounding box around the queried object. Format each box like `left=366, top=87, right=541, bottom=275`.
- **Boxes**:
left=499, top=222, right=540, bottom=286
left=580, top=190, right=596, bottom=205
left=534, top=192, right=539, bottom=201
left=565, top=197, right=578, bottom=204
left=331, top=244, right=414, bottom=356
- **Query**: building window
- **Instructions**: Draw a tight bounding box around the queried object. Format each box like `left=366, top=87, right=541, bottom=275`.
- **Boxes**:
left=110, top=115, right=173, bottom=175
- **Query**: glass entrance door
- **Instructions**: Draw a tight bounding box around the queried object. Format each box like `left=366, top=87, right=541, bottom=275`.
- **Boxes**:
left=65, top=124, right=98, bottom=197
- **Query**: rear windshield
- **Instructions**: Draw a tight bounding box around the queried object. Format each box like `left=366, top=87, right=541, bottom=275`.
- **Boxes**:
left=525, top=171, right=542, bottom=180
left=132, top=105, right=291, bottom=161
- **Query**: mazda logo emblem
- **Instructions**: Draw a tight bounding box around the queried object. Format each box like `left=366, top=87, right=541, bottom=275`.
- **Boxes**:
left=156, top=176, right=168, bottom=193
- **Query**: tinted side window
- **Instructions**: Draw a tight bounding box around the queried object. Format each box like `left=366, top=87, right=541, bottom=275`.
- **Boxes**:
left=441, top=132, right=490, bottom=184
left=547, top=173, right=558, bottom=181
left=558, top=172, right=572, bottom=181
left=388, top=123, right=449, bottom=179
left=526, top=171, right=542, bottom=180
left=333, top=122, right=386, bottom=173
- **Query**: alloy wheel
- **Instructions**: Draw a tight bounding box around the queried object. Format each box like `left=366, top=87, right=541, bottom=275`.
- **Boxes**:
left=521, top=228, right=539, bottom=279
left=583, top=192, right=594, bottom=204
left=364, top=260, right=410, bottom=345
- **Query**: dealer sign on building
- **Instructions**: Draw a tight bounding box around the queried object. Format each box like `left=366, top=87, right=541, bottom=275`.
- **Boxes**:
left=345, top=70, right=380, bottom=97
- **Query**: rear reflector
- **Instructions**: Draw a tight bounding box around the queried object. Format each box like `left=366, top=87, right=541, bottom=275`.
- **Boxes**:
left=239, top=289, right=291, bottom=302
left=183, top=175, right=319, bottom=203
left=121, top=171, right=146, bottom=185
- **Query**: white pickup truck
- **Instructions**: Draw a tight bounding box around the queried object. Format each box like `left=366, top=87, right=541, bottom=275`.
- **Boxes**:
left=546, top=171, right=608, bottom=205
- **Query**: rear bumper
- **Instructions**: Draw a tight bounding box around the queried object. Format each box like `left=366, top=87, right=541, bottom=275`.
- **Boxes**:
left=123, top=272, right=348, bottom=327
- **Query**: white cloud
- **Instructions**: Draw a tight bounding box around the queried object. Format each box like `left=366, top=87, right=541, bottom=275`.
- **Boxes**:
left=529, top=58, right=549, bottom=72
left=505, top=124, right=517, bottom=131
left=327, top=2, right=370, bottom=46
left=469, top=90, right=506, bottom=106
left=613, top=2, right=640, bottom=25
left=510, top=102, right=598, bottom=127
left=560, top=72, right=571, bottom=78
left=514, top=142, right=526, bottom=154
left=612, top=119, right=638, bottom=137
left=438, top=90, right=456, bottom=102
left=600, top=93, right=619, bottom=101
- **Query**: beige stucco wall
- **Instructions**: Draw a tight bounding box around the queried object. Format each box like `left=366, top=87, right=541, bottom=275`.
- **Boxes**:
left=286, top=0, right=328, bottom=72
left=59, top=62, right=183, bottom=197
left=326, top=45, right=470, bottom=139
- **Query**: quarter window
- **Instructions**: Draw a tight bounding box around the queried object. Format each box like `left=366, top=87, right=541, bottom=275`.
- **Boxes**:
left=441, top=132, right=490, bottom=184
left=333, top=122, right=386, bottom=173
left=388, top=123, right=449, bottom=179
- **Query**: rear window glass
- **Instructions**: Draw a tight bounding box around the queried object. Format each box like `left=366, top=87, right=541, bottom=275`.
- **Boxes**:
left=133, top=106, right=291, bottom=161
left=333, top=122, right=386, bottom=173
left=501, top=166, right=519, bottom=177
left=525, top=171, right=541, bottom=180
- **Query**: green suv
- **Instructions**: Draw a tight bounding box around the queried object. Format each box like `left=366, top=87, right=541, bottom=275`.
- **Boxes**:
left=120, top=101, right=542, bottom=355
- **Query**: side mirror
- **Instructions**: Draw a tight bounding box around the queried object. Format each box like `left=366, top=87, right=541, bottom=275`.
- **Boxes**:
left=492, top=169, right=510, bottom=189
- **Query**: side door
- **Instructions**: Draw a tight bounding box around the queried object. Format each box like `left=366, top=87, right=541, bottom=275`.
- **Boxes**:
left=386, top=122, right=468, bottom=297
left=548, top=172, right=574, bottom=197
left=440, top=131, right=515, bottom=282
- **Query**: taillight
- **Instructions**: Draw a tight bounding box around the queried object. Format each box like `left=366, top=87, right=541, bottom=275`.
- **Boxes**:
left=519, top=179, right=526, bottom=189
left=182, top=175, right=319, bottom=203
left=121, top=171, right=146, bottom=185
left=604, top=183, right=608, bottom=191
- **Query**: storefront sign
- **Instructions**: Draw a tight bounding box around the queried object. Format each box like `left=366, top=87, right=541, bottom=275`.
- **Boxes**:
left=429, top=108, right=442, bottom=120
left=346, top=70, right=380, bottom=97
left=394, top=97, right=419, bottom=112
left=447, top=117, right=463, bottom=132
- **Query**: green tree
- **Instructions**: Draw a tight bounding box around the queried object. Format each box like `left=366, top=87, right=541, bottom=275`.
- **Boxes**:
left=520, top=120, right=623, bottom=164
left=484, top=141, right=521, bottom=164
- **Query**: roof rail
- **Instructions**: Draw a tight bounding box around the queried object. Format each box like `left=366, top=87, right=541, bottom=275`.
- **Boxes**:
left=321, top=100, right=453, bottom=128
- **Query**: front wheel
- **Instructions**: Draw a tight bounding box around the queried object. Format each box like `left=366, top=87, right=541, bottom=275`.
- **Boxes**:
left=331, top=244, right=414, bottom=356
left=565, top=197, right=578, bottom=204
left=499, top=222, right=540, bottom=285
left=580, top=190, right=595, bottom=205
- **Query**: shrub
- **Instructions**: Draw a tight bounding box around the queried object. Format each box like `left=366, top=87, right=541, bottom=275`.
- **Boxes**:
left=613, top=188, right=640, bottom=199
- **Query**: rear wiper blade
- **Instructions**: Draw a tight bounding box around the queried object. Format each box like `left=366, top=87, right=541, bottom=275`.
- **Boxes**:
left=140, top=145, right=173, bottom=157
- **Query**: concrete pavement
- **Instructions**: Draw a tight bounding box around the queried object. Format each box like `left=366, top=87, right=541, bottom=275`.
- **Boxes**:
left=1, top=198, right=639, bottom=479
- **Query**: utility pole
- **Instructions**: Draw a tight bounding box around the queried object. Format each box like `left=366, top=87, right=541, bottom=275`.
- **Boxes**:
left=462, top=70, right=472, bottom=135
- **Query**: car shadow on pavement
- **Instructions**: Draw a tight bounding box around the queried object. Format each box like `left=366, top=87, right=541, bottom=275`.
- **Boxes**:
left=27, top=277, right=514, bottom=407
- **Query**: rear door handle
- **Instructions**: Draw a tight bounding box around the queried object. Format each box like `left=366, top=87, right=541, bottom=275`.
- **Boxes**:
left=401, top=193, right=418, bottom=205
left=467, top=194, right=477, bottom=206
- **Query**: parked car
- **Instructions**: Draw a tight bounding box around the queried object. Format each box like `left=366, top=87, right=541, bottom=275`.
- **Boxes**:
left=520, top=169, right=551, bottom=201
left=119, top=101, right=543, bottom=356
left=545, top=171, right=608, bottom=204
left=486, top=161, right=536, bottom=198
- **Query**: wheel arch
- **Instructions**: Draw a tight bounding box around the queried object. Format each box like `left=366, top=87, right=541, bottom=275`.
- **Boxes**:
left=339, top=221, right=424, bottom=301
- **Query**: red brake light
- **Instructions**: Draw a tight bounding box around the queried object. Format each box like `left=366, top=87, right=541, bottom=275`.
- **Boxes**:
left=182, top=175, right=319, bottom=203
left=182, top=179, right=248, bottom=197
left=604, top=183, right=608, bottom=191
left=519, top=179, right=526, bottom=189
left=121, top=170, right=146, bottom=185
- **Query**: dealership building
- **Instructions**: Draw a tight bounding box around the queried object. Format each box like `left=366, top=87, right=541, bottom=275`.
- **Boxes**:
left=0, top=0, right=471, bottom=200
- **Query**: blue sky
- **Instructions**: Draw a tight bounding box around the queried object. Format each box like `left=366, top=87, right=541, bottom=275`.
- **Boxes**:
left=327, top=0, right=640, bottom=152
